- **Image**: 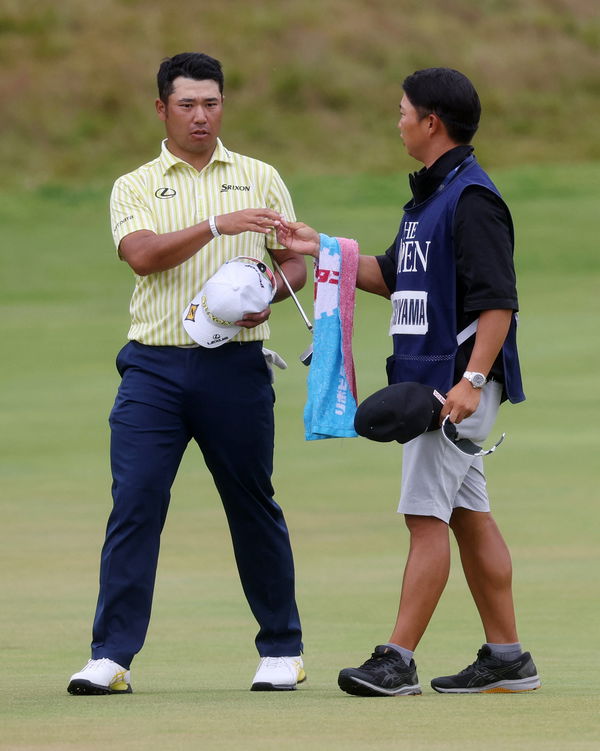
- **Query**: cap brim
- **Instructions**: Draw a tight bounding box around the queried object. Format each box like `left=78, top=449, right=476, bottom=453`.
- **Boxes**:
left=182, top=294, right=241, bottom=348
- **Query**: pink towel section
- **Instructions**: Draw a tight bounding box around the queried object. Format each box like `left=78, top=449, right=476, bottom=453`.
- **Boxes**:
left=337, top=238, right=359, bottom=403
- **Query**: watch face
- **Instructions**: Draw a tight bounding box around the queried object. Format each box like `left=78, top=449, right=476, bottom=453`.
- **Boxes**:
left=471, top=373, right=486, bottom=388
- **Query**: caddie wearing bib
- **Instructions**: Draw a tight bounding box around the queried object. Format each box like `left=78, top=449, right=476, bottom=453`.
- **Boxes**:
left=67, top=53, right=307, bottom=695
left=277, top=67, right=540, bottom=696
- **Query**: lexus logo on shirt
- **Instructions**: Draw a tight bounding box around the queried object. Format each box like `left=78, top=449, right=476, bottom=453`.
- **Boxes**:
left=155, top=187, right=177, bottom=198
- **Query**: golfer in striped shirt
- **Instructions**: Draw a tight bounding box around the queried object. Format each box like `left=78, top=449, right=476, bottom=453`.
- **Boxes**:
left=68, top=52, right=306, bottom=695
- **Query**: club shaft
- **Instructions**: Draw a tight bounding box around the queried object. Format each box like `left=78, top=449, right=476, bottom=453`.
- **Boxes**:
left=270, top=256, right=313, bottom=332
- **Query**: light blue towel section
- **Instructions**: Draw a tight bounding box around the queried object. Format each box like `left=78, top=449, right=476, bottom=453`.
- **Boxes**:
left=304, top=235, right=358, bottom=440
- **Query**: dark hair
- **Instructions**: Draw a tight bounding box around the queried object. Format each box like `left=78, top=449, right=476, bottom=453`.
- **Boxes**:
left=157, top=52, right=224, bottom=102
left=402, top=68, right=481, bottom=143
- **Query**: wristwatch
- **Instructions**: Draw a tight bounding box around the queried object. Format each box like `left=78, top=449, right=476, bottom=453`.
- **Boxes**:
left=463, top=371, right=487, bottom=389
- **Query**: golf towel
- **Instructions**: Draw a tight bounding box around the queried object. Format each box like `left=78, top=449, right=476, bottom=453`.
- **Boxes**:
left=304, top=234, right=359, bottom=440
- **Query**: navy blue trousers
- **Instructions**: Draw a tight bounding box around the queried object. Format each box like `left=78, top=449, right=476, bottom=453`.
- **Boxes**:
left=91, top=340, right=302, bottom=668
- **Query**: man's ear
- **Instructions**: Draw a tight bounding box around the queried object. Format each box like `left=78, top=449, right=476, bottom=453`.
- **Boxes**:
left=155, top=98, right=167, bottom=121
left=428, top=112, right=444, bottom=135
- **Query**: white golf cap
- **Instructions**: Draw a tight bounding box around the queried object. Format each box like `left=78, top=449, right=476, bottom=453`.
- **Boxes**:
left=183, top=256, right=276, bottom=348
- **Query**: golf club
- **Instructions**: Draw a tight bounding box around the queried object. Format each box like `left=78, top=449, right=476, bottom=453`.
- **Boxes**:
left=269, top=254, right=314, bottom=365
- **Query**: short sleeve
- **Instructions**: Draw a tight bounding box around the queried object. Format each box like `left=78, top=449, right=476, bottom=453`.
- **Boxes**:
left=455, top=186, right=518, bottom=313
left=375, top=238, right=399, bottom=294
left=110, top=176, right=158, bottom=252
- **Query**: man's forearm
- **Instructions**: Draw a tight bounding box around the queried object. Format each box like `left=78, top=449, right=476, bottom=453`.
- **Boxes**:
left=271, top=253, right=307, bottom=302
left=466, top=309, right=513, bottom=376
left=356, top=255, right=391, bottom=298
left=120, top=208, right=284, bottom=276
left=119, top=224, right=214, bottom=276
left=441, top=308, right=513, bottom=424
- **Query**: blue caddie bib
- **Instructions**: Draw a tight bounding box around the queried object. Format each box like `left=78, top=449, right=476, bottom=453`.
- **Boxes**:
left=387, top=156, right=525, bottom=404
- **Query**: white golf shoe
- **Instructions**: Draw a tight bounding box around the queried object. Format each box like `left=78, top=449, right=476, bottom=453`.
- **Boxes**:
left=251, top=655, right=306, bottom=691
left=68, top=658, right=132, bottom=695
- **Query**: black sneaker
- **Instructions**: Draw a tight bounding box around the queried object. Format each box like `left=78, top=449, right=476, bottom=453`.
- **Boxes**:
left=338, top=645, right=422, bottom=697
left=431, top=645, right=541, bottom=693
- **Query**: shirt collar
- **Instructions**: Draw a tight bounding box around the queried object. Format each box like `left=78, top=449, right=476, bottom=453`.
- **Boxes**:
left=158, top=138, right=234, bottom=175
left=408, top=145, right=474, bottom=205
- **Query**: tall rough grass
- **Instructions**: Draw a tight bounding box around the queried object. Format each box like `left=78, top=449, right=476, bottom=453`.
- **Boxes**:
left=2, top=0, right=599, bottom=186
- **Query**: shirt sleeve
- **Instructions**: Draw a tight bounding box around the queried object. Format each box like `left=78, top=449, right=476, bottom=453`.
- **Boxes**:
left=265, top=168, right=297, bottom=251
left=453, top=186, right=519, bottom=387
left=455, top=186, right=518, bottom=313
left=110, top=175, right=158, bottom=252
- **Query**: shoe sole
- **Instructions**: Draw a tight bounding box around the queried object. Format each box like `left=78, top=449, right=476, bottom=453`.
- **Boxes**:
left=251, top=674, right=306, bottom=692
left=431, top=676, right=541, bottom=694
left=68, top=679, right=132, bottom=695
left=338, top=674, right=422, bottom=697
left=250, top=682, right=297, bottom=691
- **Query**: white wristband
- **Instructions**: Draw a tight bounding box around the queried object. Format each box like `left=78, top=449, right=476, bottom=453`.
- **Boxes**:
left=208, top=215, right=221, bottom=238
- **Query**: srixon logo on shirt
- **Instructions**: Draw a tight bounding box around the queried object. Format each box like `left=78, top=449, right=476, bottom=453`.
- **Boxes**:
left=389, top=221, right=430, bottom=336
left=220, top=184, right=251, bottom=192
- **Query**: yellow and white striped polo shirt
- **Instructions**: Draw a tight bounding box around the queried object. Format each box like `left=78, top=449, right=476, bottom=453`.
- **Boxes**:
left=110, top=139, right=296, bottom=345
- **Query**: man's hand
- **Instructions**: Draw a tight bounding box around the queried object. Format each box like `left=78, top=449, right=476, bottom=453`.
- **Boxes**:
left=276, top=221, right=320, bottom=257
left=236, top=307, right=271, bottom=329
left=440, top=379, right=481, bottom=424
left=216, top=209, right=282, bottom=237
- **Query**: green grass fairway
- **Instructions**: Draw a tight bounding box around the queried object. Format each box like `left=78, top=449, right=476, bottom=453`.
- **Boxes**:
left=1, top=164, right=599, bottom=750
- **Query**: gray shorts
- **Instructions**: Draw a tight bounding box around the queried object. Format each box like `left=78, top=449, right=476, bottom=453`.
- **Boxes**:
left=398, top=381, right=503, bottom=523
